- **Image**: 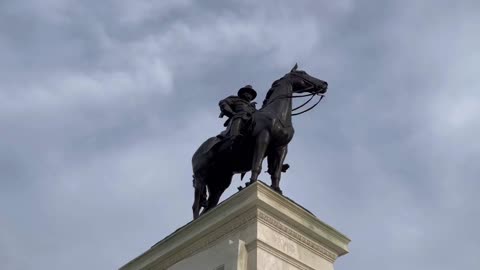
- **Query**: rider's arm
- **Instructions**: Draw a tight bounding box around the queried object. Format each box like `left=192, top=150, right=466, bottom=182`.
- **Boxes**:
left=219, top=97, right=235, bottom=118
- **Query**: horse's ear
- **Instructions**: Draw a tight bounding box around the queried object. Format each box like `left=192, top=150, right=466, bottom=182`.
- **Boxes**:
left=290, top=63, right=298, bottom=72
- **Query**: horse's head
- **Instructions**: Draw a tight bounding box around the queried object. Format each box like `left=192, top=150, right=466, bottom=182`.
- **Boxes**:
left=287, top=63, right=328, bottom=95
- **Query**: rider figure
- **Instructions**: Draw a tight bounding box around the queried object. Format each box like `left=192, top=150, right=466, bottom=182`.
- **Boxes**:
left=218, top=85, right=257, bottom=139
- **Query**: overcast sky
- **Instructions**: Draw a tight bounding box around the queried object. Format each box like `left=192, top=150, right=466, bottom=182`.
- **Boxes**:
left=1, top=0, right=479, bottom=269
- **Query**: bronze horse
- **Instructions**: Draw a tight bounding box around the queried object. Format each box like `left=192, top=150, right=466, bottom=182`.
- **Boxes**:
left=192, top=64, right=328, bottom=219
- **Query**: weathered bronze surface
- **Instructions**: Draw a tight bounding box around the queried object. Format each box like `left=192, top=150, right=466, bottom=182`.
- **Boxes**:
left=192, top=64, right=328, bottom=219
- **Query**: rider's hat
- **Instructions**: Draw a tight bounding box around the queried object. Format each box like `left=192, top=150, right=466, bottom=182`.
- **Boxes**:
left=238, top=85, right=257, bottom=99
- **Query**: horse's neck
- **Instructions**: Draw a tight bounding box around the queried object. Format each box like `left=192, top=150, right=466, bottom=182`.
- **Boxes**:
left=262, top=80, right=292, bottom=126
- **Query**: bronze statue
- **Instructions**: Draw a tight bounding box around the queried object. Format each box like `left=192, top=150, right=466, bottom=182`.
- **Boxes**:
left=192, top=64, right=328, bottom=219
left=218, top=85, right=257, bottom=141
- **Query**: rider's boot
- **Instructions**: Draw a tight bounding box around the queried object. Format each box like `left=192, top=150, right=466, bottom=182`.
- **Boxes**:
left=228, top=120, right=243, bottom=151
left=229, top=119, right=242, bottom=136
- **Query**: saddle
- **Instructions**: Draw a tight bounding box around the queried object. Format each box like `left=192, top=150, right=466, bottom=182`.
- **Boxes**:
left=209, top=117, right=253, bottom=159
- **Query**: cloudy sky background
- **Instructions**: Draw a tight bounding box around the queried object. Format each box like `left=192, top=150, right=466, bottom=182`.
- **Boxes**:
left=1, top=0, right=479, bottom=269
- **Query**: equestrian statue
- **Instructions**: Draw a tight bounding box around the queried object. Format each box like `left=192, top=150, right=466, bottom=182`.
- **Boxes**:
left=191, top=64, right=328, bottom=219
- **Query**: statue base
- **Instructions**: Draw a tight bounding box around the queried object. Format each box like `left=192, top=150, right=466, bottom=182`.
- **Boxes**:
left=120, top=181, right=350, bottom=270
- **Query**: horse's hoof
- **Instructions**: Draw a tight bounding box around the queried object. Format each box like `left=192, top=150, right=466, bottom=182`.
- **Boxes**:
left=237, top=186, right=244, bottom=191
left=271, top=186, right=283, bottom=195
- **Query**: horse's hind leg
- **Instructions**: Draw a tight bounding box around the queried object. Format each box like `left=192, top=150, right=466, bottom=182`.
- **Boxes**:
left=192, top=177, right=206, bottom=219
left=202, top=188, right=221, bottom=215
left=202, top=173, right=233, bottom=215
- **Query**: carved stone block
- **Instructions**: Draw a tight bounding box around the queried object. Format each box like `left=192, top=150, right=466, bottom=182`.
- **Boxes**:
left=119, top=181, right=350, bottom=270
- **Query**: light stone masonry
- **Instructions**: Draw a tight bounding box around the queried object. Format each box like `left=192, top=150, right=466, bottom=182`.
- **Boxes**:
left=120, top=181, right=350, bottom=270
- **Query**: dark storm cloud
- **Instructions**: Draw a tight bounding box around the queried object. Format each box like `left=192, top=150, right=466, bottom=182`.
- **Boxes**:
left=1, top=0, right=478, bottom=269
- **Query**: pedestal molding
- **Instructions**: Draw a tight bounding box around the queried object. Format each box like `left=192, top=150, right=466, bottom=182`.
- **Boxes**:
left=253, top=239, right=316, bottom=270
left=151, top=208, right=257, bottom=270
left=257, top=210, right=337, bottom=263
left=256, top=184, right=350, bottom=255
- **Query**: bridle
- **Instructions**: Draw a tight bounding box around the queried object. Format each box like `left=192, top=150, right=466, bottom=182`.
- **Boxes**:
left=263, top=72, right=327, bottom=116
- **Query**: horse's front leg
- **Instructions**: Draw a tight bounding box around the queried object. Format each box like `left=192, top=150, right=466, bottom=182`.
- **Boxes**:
left=267, top=145, right=288, bottom=194
left=250, top=130, right=270, bottom=183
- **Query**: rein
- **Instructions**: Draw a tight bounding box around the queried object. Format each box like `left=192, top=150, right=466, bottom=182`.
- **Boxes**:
left=292, top=94, right=324, bottom=116
left=292, top=92, right=315, bottom=111
left=262, top=90, right=315, bottom=106
left=263, top=89, right=325, bottom=116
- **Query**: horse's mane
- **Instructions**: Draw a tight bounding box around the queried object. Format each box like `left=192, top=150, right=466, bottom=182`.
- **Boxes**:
left=261, top=75, right=288, bottom=107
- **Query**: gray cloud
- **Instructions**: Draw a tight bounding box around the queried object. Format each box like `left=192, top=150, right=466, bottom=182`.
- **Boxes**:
left=1, top=0, right=479, bottom=269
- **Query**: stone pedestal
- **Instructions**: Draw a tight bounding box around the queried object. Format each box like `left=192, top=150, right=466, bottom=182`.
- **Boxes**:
left=120, top=181, right=350, bottom=270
